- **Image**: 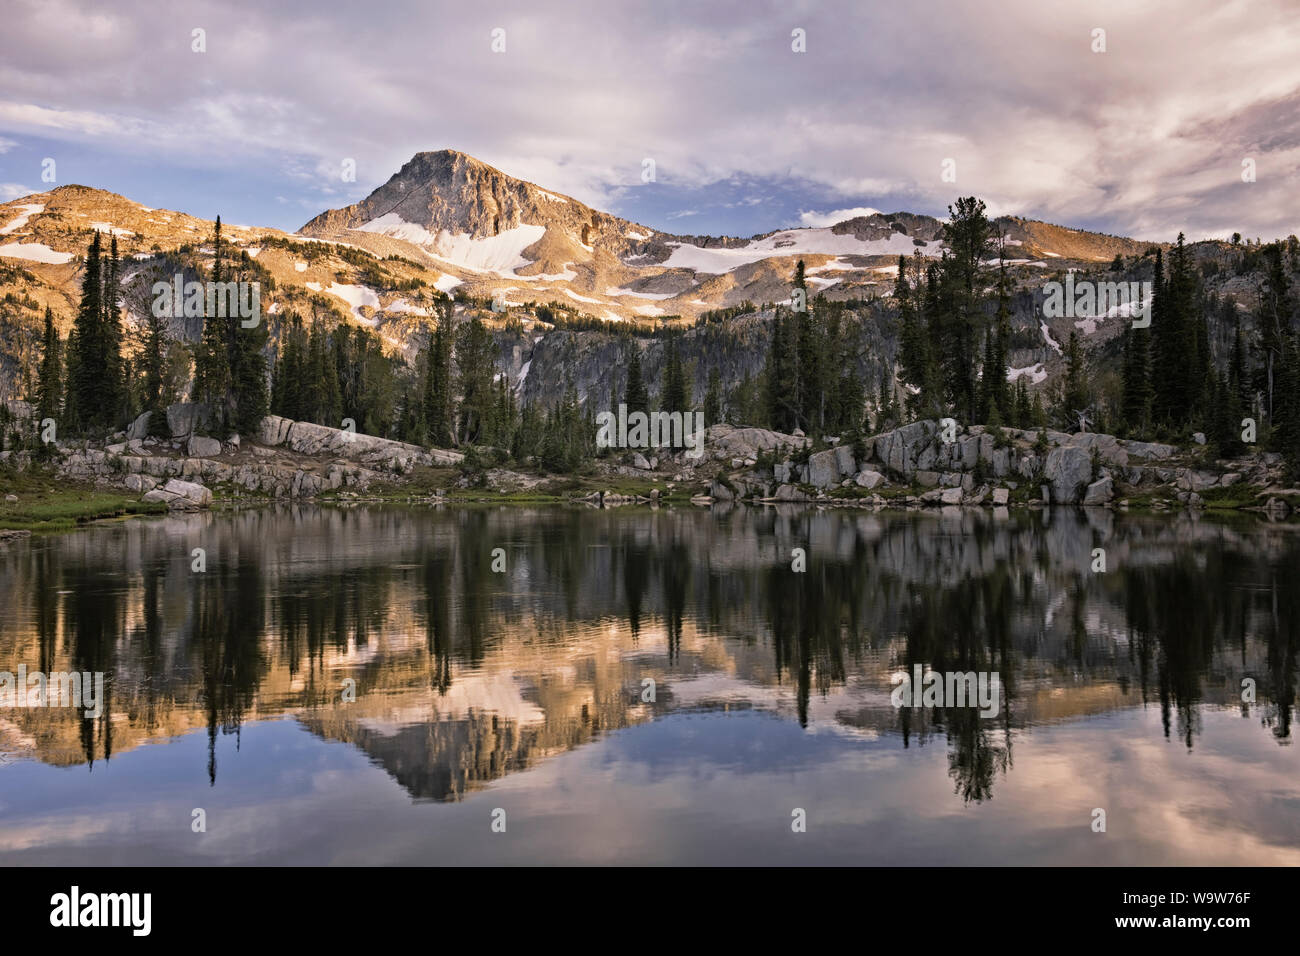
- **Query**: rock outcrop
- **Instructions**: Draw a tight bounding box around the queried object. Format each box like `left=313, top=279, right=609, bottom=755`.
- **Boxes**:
left=257, top=415, right=463, bottom=470
left=142, top=478, right=213, bottom=510
left=675, top=419, right=1221, bottom=507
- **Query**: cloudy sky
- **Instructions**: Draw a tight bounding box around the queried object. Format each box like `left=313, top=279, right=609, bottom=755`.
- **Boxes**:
left=0, top=0, right=1296, bottom=241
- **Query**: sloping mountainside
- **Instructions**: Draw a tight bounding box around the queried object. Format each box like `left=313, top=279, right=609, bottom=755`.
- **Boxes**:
left=0, top=148, right=1279, bottom=410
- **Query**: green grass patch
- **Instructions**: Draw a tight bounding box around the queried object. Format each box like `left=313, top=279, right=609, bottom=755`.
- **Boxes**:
left=1196, top=483, right=1262, bottom=511
left=0, top=478, right=166, bottom=530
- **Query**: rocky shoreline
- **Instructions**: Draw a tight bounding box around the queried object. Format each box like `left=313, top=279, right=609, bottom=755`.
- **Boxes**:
left=2, top=400, right=1297, bottom=518
left=689, top=421, right=1296, bottom=517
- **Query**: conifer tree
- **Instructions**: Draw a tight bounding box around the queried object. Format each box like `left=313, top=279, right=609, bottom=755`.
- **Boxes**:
left=65, top=232, right=103, bottom=431
left=305, top=319, right=339, bottom=425
left=765, top=308, right=800, bottom=432
left=793, top=260, right=822, bottom=431
left=1061, top=331, right=1089, bottom=427
left=624, top=344, right=648, bottom=417
left=102, top=234, right=126, bottom=425
left=36, top=306, right=61, bottom=422
left=1014, top=378, right=1032, bottom=428
left=704, top=366, right=722, bottom=425
left=661, top=333, right=688, bottom=416
left=140, top=300, right=167, bottom=425
left=978, top=260, right=1011, bottom=423
left=423, top=304, right=454, bottom=446
left=1121, top=323, right=1151, bottom=437
left=937, top=198, right=995, bottom=421
left=454, top=310, right=494, bottom=445
left=896, top=254, right=934, bottom=416
left=194, top=216, right=232, bottom=426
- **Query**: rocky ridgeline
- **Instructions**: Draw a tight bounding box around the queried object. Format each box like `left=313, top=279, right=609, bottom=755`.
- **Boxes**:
left=2, top=400, right=464, bottom=509
left=683, top=420, right=1292, bottom=511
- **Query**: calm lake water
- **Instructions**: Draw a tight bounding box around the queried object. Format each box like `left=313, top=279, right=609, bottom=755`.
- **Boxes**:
left=0, top=503, right=1297, bottom=865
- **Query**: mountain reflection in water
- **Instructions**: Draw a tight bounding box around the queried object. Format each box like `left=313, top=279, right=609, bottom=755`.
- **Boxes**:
left=0, top=504, right=1297, bottom=865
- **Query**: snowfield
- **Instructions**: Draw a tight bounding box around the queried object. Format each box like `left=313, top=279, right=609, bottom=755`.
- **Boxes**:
left=1074, top=294, right=1150, bottom=335
left=0, top=242, right=73, bottom=264
left=89, top=221, right=135, bottom=237
left=1007, top=362, right=1048, bottom=384
left=384, top=298, right=430, bottom=316
left=1041, top=322, right=1063, bottom=354
left=326, top=282, right=381, bottom=323
left=356, top=212, right=545, bottom=277
left=805, top=257, right=852, bottom=274
left=0, top=203, right=44, bottom=235
left=660, top=227, right=923, bottom=274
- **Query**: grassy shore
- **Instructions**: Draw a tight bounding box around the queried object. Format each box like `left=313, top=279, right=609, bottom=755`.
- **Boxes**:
left=0, top=469, right=167, bottom=531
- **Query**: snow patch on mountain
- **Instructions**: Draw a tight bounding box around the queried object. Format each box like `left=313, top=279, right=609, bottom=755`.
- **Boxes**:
left=385, top=298, right=430, bottom=315
left=326, top=283, right=380, bottom=323
left=805, top=257, right=852, bottom=275
left=661, top=227, right=921, bottom=274
left=356, top=212, right=545, bottom=276
left=0, top=203, right=43, bottom=235
left=0, top=242, right=73, bottom=264
left=1007, top=362, right=1047, bottom=384
left=1041, top=322, right=1062, bottom=354
left=89, top=221, right=135, bottom=237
